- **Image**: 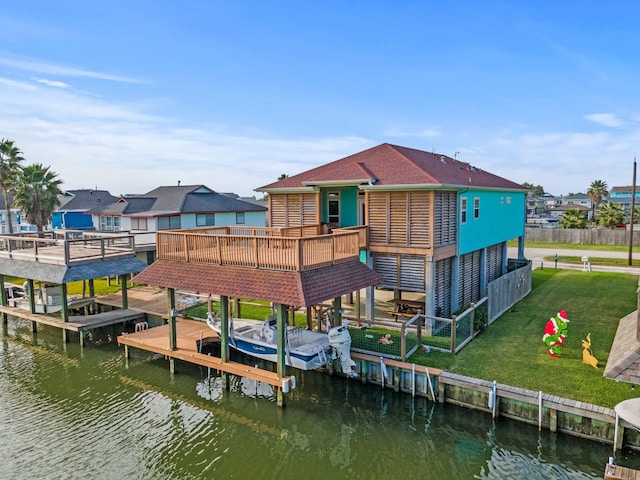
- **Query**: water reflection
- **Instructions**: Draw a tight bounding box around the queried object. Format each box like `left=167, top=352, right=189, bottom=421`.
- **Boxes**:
left=1, top=317, right=639, bottom=479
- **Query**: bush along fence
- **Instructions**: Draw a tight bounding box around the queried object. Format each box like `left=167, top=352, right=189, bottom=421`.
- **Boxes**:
left=349, top=355, right=640, bottom=450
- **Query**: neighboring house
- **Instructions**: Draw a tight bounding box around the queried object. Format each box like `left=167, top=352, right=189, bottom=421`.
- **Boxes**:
left=0, top=194, right=37, bottom=233
left=256, top=143, right=527, bottom=318
left=548, top=203, right=591, bottom=219
left=542, top=193, right=594, bottom=220
left=610, top=186, right=639, bottom=217
left=89, top=185, right=268, bottom=264
left=52, top=189, right=119, bottom=230
left=526, top=192, right=547, bottom=216
left=557, top=193, right=592, bottom=209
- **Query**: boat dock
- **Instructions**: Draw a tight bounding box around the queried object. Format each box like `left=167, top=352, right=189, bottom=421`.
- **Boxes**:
left=0, top=304, right=145, bottom=346
left=117, top=319, right=295, bottom=391
left=605, top=462, right=640, bottom=479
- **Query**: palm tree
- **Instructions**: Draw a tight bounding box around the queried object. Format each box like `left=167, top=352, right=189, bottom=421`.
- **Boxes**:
left=12, top=163, right=63, bottom=233
left=587, top=179, right=609, bottom=220
left=559, top=209, right=588, bottom=229
left=595, top=201, right=624, bottom=229
left=0, top=139, right=25, bottom=233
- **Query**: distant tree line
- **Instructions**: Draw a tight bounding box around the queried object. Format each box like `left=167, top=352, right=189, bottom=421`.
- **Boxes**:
left=0, top=139, right=63, bottom=233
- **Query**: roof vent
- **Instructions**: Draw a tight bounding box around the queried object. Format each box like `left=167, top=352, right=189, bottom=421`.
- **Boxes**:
left=440, top=155, right=446, bottom=164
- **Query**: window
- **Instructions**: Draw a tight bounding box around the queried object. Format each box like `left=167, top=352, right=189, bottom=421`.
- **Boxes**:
left=102, top=215, right=121, bottom=231
left=158, top=215, right=181, bottom=230
left=196, top=213, right=215, bottom=226
left=327, top=191, right=340, bottom=225
left=461, top=198, right=467, bottom=224
left=131, top=217, right=147, bottom=231
left=474, top=198, right=480, bottom=219
left=236, top=212, right=245, bottom=224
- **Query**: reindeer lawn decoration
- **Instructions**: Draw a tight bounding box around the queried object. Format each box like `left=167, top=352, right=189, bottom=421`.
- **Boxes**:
left=582, top=333, right=598, bottom=369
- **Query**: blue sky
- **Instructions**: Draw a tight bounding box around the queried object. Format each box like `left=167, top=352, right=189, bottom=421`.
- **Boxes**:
left=0, top=1, right=638, bottom=198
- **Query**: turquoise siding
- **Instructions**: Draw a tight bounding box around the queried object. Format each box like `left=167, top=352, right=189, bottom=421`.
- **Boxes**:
left=179, top=211, right=266, bottom=229
left=320, top=186, right=359, bottom=227
left=458, top=190, right=525, bottom=255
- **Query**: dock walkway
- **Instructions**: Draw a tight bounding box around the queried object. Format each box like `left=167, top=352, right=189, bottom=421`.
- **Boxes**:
left=117, top=319, right=294, bottom=390
left=0, top=305, right=144, bottom=332
left=605, top=463, right=640, bottom=479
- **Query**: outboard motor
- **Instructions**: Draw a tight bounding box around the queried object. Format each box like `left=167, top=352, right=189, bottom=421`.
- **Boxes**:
left=260, top=317, right=277, bottom=344
left=328, top=324, right=357, bottom=377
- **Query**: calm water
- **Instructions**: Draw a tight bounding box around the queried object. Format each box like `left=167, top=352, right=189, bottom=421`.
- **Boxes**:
left=2, top=317, right=639, bottom=480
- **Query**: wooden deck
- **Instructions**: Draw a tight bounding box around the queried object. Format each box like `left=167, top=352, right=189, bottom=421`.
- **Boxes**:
left=0, top=305, right=145, bottom=332
left=117, top=319, right=294, bottom=389
left=0, top=231, right=136, bottom=266
left=156, top=229, right=360, bottom=271
left=605, top=463, right=640, bottom=479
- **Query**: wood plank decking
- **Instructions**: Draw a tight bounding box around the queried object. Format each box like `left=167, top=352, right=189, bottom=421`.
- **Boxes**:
left=117, top=319, right=294, bottom=389
left=605, top=463, right=640, bottom=479
left=0, top=305, right=144, bottom=332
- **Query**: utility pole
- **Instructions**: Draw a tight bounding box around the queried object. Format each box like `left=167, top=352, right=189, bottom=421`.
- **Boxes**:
left=629, top=157, right=636, bottom=266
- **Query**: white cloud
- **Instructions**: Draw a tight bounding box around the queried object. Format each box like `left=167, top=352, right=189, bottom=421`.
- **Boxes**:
left=584, top=113, right=624, bottom=128
left=0, top=55, right=636, bottom=201
left=466, top=128, right=636, bottom=196
left=0, top=76, right=371, bottom=197
left=0, top=52, right=143, bottom=84
left=34, top=78, right=70, bottom=88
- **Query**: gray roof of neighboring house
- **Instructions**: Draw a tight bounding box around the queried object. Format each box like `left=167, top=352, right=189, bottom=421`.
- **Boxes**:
left=89, top=185, right=267, bottom=216
left=549, top=203, right=590, bottom=211
left=0, top=256, right=148, bottom=283
left=57, top=189, right=119, bottom=211
left=559, top=193, right=589, bottom=200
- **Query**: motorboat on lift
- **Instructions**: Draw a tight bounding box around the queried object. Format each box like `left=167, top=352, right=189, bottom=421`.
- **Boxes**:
left=4, top=282, right=94, bottom=314
left=206, top=313, right=357, bottom=376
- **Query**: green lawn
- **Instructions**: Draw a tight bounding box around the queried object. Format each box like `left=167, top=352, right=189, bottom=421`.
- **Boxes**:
left=5, top=276, right=128, bottom=296
left=410, top=268, right=639, bottom=408
left=544, top=255, right=640, bottom=267
left=184, top=300, right=309, bottom=326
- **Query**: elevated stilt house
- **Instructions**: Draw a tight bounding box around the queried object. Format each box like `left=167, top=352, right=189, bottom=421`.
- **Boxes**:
left=126, top=143, right=528, bottom=405
left=256, top=143, right=528, bottom=319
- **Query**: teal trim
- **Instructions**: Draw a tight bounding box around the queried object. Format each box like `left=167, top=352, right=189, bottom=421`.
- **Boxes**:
left=458, top=190, right=526, bottom=254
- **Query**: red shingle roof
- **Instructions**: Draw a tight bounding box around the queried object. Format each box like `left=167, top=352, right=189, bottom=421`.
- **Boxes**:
left=258, top=143, right=524, bottom=191
left=133, top=260, right=381, bottom=307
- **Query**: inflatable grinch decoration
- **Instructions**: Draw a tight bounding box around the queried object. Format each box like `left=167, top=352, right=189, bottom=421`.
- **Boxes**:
left=543, top=310, right=570, bottom=358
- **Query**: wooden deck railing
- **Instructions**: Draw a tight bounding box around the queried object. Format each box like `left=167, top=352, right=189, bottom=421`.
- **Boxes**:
left=157, top=229, right=360, bottom=271
left=174, top=225, right=323, bottom=238
left=332, top=225, right=368, bottom=249
left=0, top=231, right=136, bottom=266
